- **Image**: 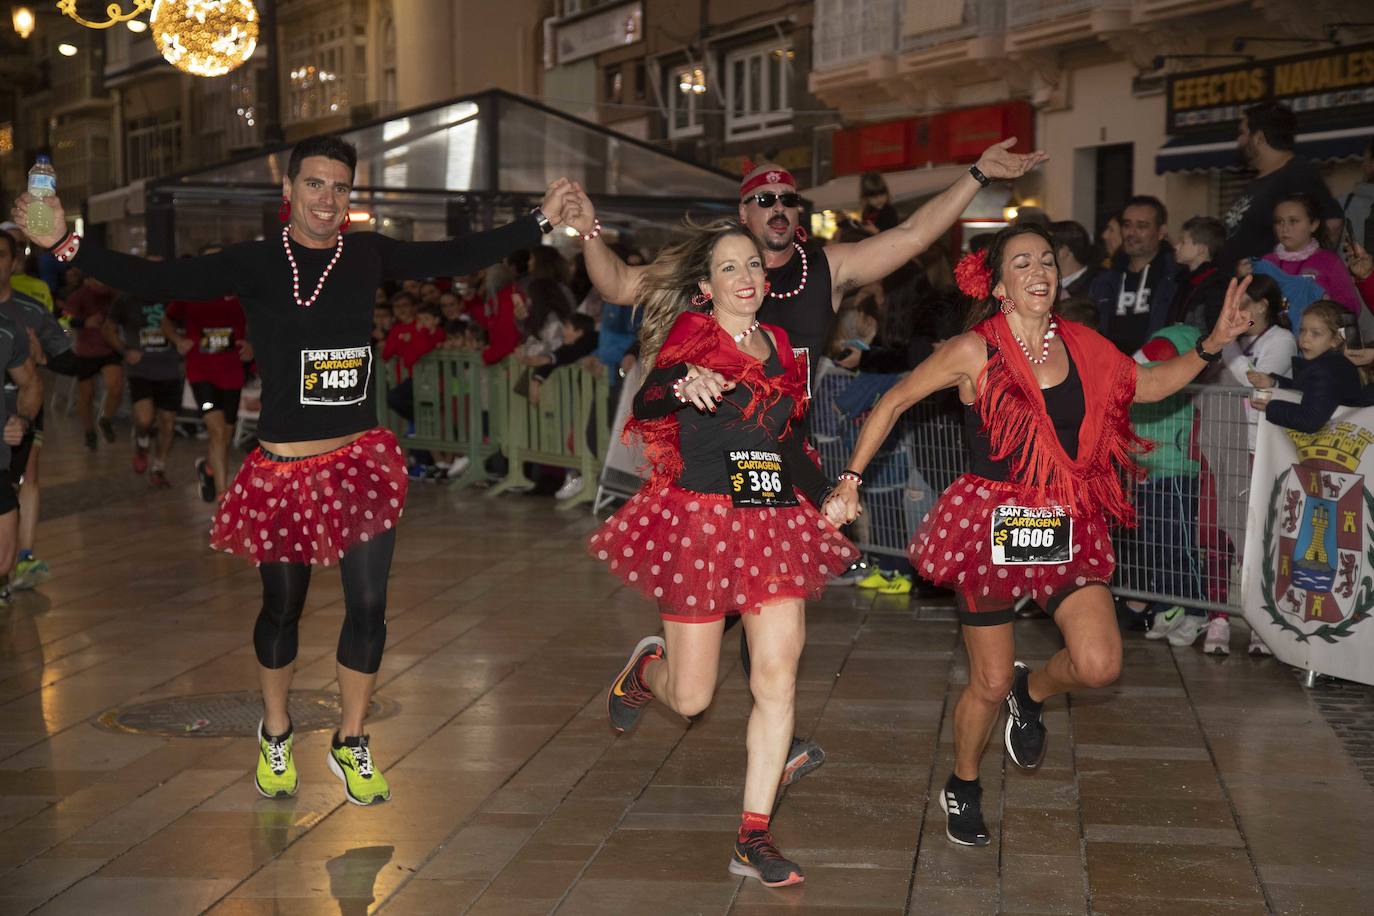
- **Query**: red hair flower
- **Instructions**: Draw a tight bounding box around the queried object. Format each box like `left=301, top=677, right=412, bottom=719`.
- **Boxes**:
left=955, top=249, right=992, bottom=300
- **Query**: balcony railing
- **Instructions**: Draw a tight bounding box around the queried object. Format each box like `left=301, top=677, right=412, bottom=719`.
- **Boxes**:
left=901, top=0, right=1004, bottom=53
left=1006, top=0, right=1128, bottom=29
left=813, top=0, right=900, bottom=72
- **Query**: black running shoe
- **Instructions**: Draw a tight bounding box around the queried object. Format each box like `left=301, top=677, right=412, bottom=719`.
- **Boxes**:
left=84, top=430, right=97, bottom=452
left=98, top=416, right=116, bottom=443
left=1004, top=661, right=1047, bottom=769
left=729, top=830, right=805, bottom=887
left=195, top=458, right=216, bottom=503
left=780, top=736, right=825, bottom=787
left=939, top=777, right=990, bottom=847
left=607, top=636, right=664, bottom=733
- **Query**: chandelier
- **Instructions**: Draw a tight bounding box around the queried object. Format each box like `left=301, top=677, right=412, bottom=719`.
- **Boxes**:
left=55, top=0, right=153, bottom=29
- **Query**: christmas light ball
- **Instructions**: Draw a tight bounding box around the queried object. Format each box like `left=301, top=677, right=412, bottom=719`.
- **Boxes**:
left=151, top=0, right=259, bottom=78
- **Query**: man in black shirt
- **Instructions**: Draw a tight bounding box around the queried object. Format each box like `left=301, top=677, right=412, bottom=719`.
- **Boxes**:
left=1217, top=101, right=1343, bottom=270
left=1089, top=196, right=1180, bottom=355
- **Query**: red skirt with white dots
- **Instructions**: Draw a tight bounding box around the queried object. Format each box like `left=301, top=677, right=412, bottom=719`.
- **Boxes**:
left=589, top=484, right=858, bottom=623
left=908, top=474, right=1117, bottom=612
left=209, top=428, right=409, bottom=567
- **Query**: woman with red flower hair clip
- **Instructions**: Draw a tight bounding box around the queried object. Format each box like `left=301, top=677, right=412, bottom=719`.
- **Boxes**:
left=825, top=223, right=1254, bottom=848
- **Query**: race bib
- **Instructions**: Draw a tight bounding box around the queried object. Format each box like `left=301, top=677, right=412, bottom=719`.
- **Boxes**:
left=200, top=327, right=234, bottom=354
left=726, top=449, right=797, bottom=508
left=991, top=505, right=1072, bottom=565
left=138, top=327, right=169, bottom=350
left=300, top=347, right=372, bottom=406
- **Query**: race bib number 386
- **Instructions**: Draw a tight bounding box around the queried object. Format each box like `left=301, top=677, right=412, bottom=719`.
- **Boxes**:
left=991, top=505, right=1072, bottom=565
left=726, top=450, right=797, bottom=508
left=300, top=347, right=372, bottom=406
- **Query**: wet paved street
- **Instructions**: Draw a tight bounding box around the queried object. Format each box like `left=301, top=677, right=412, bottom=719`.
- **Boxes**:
left=1, top=414, right=1371, bottom=915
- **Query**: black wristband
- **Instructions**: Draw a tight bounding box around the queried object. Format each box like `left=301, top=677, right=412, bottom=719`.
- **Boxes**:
left=1194, top=337, right=1221, bottom=362
left=968, top=164, right=993, bottom=188
left=529, top=208, right=554, bottom=235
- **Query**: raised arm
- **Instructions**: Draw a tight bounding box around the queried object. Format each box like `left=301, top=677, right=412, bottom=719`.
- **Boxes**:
left=378, top=180, right=577, bottom=281
left=1136, top=277, right=1252, bottom=403
left=826, top=140, right=1047, bottom=296
left=562, top=185, right=649, bottom=305
left=824, top=333, right=987, bottom=523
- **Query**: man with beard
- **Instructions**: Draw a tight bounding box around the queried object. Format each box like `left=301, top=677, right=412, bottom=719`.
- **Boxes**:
left=1217, top=101, right=1342, bottom=270
left=565, top=137, right=1046, bottom=785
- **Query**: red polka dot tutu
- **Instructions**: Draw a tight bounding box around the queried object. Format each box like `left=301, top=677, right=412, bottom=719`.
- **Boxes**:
left=210, top=428, right=408, bottom=566
left=589, top=484, right=857, bottom=623
left=909, top=474, right=1117, bottom=612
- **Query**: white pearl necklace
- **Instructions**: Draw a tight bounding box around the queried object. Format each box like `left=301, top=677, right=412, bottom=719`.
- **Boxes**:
left=716, top=317, right=760, bottom=343
left=1012, top=318, right=1058, bottom=365
left=767, top=243, right=809, bottom=299
left=282, top=227, right=343, bottom=309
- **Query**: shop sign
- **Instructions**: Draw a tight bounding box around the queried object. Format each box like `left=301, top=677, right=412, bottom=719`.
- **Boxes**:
left=832, top=102, right=1033, bottom=176
left=1167, top=42, right=1374, bottom=133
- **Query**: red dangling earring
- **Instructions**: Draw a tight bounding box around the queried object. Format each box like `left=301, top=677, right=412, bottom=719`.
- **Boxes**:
left=691, top=291, right=712, bottom=308
left=999, top=296, right=1016, bottom=315
left=763, top=280, right=772, bottom=295
left=794, top=225, right=808, bottom=243
left=340, top=212, right=351, bottom=232
left=278, top=198, right=291, bottom=223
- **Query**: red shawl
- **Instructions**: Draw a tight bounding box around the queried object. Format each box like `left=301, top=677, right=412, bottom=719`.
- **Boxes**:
left=628, top=311, right=809, bottom=484
left=973, top=313, right=1150, bottom=525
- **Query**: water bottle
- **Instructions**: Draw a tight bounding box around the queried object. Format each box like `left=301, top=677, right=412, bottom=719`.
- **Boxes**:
left=26, top=155, right=57, bottom=238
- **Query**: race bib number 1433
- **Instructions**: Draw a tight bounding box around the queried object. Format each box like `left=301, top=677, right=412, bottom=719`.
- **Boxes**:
left=300, top=347, right=372, bottom=406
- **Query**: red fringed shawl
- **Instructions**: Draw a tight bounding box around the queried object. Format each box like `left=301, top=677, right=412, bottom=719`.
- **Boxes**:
left=973, top=313, right=1151, bottom=526
left=627, top=311, right=809, bottom=484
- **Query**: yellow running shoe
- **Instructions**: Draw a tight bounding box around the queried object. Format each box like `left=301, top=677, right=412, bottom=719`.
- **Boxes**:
left=329, top=734, right=391, bottom=806
left=255, top=720, right=298, bottom=799
left=879, top=574, right=913, bottom=595
left=856, top=569, right=890, bottom=589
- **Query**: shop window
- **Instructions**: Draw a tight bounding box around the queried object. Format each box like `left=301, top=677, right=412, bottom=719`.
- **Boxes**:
left=1094, top=143, right=1133, bottom=236
left=604, top=65, right=623, bottom=105
left=725, top=41, right=793, bottom=141
left=127, top=114, right=181, bottom=181
left=666, top=63, right=705, bottom=139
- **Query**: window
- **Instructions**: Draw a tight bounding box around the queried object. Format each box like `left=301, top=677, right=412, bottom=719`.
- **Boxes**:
left=604, top=65, right=623, bottom=104
left=633, top=61, right=646, bottom=99
left=664, top=62, right=705, bottom=139
left=286, top=24, right=350, bottom=123
left=126, top=114, right=181, bottom=181
left=725, top=41, right=793, bottom=140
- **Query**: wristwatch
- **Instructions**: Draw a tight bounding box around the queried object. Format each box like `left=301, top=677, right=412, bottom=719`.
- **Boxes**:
left=968, top=164, right=992, bottom=188
left=1195, top=338, right=1222, bottom=362
left=530, top=207, right=554, bottom=235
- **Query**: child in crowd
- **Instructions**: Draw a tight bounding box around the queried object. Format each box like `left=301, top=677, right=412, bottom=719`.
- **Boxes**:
left=372, top=302, right=393, bottom=345
left=438, top=292, right=467, bottom=336
left=1057, top=295, right=1099, bottom=328
left=1221, top=274, right=1296, bottom=446
left=1170, top=216, right=1229, bottom=331
left=1248, top=300, right=1363, bottom=433
left=1255, top=194, right=1362, bottom=316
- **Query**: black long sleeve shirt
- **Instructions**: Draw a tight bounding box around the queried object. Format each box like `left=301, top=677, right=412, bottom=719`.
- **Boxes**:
left=66, top=220, right=540, bottom=442
left=1266, top=349, right=1364, bottom=433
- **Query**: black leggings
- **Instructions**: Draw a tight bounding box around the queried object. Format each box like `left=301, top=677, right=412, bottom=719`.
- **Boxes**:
left=254, top=529, right=397, bottom=674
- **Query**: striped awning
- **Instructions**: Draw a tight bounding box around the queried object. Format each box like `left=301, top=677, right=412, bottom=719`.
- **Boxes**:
left=1155, top=125, right=1374, bottom=174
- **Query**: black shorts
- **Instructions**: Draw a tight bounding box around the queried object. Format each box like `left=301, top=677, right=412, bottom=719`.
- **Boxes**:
left=0, top=475, right=17, bottom=515
left=190, top=381, right=241, bottom=424
left=956, top=582, right=1106, bottom=627
left=7, top=407, right=45, bottom=488
left=129, top=377, right=184, bottom=413
left=74, top=353, right=120, bottom=380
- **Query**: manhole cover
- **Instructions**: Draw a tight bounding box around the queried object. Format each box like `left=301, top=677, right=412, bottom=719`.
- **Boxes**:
left=95, top=690, right=401, bottom=738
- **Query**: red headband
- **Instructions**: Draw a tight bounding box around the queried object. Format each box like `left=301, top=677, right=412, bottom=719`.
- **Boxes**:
left=740, top=167, right=797, bottom=200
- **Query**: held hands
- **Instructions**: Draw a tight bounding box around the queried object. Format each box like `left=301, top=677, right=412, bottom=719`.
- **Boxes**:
left=678, top=367, right=733, bottom=413
left=9, top=192, right=67, bottom=249
left=1202, top=276, right=1254, bottom=353
left=1247, top=370, right=1275, bottom=389
left=822, top=480, right=861, bottom=527
left=561, top=183, right=596, bottom=237
left=539, top=178, right=580, bottom=228
left=2, top=416, right=25, bottom=447
left=974, top=138, right=1049, bottom=181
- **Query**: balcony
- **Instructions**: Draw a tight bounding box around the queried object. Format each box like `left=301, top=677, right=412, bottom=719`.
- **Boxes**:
left=813, top=0, right=900, bottom=72
left=1131, top=0, right=1247, bottom=25
left=1003, top=0, right=1130, bottom=53
left=898, top=0, right=1005, bottom=77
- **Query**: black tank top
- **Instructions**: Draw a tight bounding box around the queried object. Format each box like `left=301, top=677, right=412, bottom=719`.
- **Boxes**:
left=965, top=348, right=1084, bottom=481
left=757, top=243, right=834, bottom=365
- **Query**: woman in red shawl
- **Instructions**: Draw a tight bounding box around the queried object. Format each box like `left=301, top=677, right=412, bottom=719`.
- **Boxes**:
left=825, top=224, right=1252, bottom=848
left=591, top=218, right=855, bottom=888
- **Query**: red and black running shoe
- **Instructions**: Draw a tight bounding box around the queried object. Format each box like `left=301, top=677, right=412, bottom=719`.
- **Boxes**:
left=132, top=443, right=148, bottom=474
left=730, top=830, right=805, bottom=887
left=607, top=635, right=664, bottom=733
left=780, top=736, right=825, bottom=787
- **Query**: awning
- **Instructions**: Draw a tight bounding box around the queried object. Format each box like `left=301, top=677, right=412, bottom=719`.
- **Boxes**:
left=1156, top=125, right=1374, bottom=174
left=802, top=164, right=970, bottom=211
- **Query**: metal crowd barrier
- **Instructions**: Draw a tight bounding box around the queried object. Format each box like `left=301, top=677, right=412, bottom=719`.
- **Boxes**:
left=813, top=364, right=1256, bottom=614
left=376, top=350, right=610, bottom=510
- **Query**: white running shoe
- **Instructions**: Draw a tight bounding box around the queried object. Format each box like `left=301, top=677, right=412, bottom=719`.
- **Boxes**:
left=555, top=473, right=585, bottom=501
left=1168, top=614, right=1207, bottom=647
left=1248, top=628, right=1273, bottom=657
left=446, top=455, right=470, bottom=478
left=1203, top=617, right=1231, bottom=656
left=1145, top=606, right=1185, bottom=641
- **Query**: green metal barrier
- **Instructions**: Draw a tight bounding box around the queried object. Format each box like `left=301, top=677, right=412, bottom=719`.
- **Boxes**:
left=486, top=361, right=609, bottom=510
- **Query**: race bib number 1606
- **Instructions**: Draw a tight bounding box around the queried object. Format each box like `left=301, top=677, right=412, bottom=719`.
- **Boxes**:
left=300, top=347, right=372, bottom=406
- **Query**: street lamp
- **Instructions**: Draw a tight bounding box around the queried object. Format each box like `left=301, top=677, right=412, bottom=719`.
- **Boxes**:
left=12, top=6, right=35, bottom=39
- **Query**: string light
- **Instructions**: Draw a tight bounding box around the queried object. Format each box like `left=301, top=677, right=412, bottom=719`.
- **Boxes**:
left=151, top=0, right=259, bottom=78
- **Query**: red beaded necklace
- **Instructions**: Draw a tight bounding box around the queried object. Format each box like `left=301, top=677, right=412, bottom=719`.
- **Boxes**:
left=282, top=226, right=343, bottom=308
left=767, top=243, right=809, bottom=299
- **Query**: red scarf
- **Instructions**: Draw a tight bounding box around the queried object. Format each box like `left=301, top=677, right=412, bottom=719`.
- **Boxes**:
left=628, top=311, right=808, bottom=483
left=973, top=313, right=1149, bottom=525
